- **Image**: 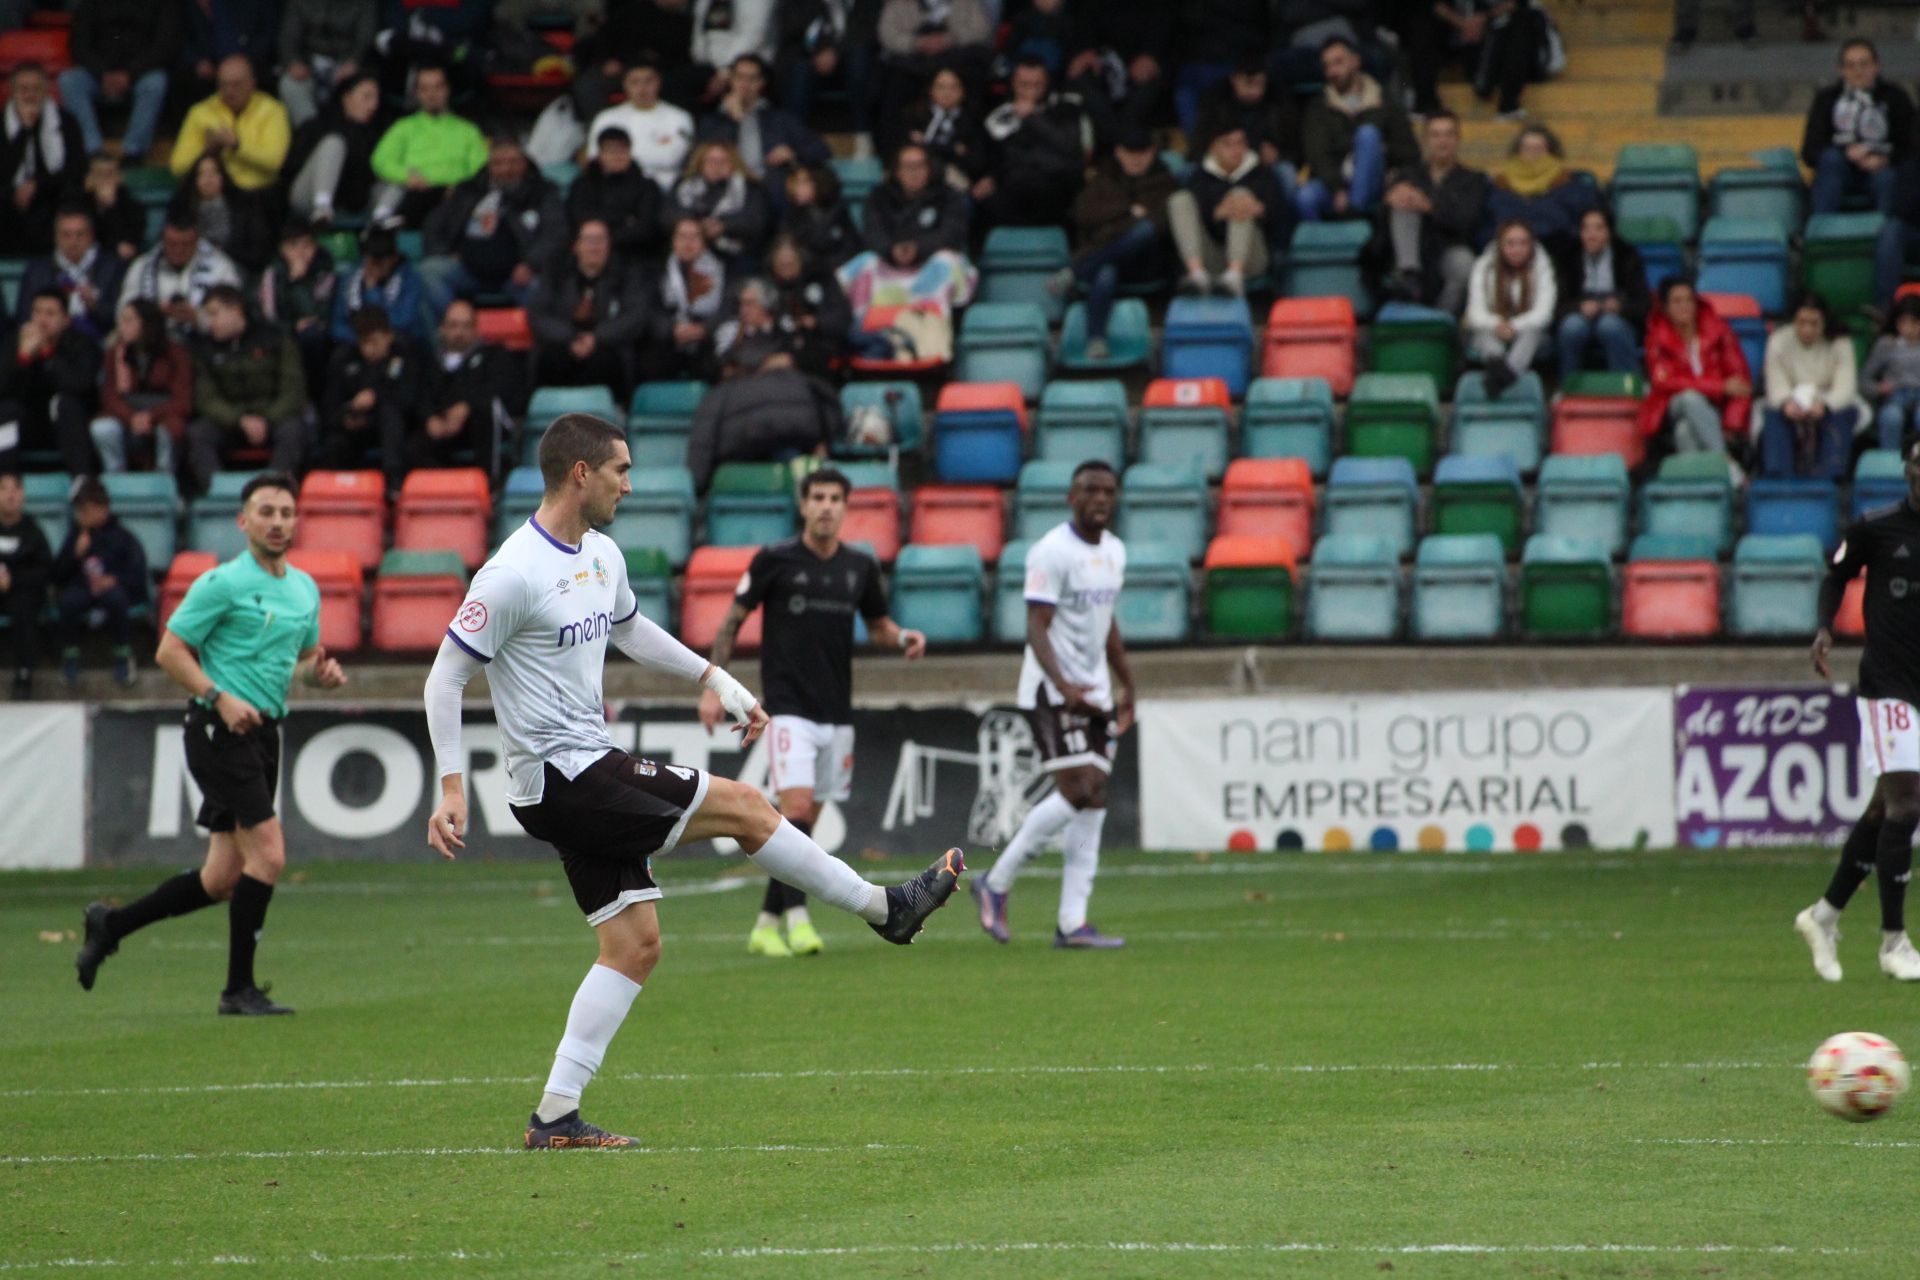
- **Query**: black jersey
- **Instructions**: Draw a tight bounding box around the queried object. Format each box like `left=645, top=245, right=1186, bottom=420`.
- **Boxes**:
left=735, top=537, right=889, bottom=723
left=1820, top=499, right=1920, bottom=703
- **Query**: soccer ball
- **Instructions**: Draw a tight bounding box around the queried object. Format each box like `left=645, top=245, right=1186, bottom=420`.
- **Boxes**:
left=1807, top=1032, right=1911, bottom=1122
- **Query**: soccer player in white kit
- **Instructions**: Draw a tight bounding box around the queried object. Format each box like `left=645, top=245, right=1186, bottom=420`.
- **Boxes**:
left=972, top=460, right=1135, bottom=948
left=422, top=414, right=965, bottom=1148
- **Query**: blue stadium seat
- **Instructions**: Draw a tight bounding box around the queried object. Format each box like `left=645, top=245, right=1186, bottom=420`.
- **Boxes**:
left=1242, top=377, right=1335, bottom=477
left=627, top=381, right=707, bottom=468
left=1324, top=456, right=1419, bottom=559
left=993, top=540, right=1032, bottom=643
left=1730, top=533, right=1825, bottom=637
left=1696, top=217, right=1791, bottom=317
left=1618, top=216, right=1687, bottom=293
left=1306, top=533, right=1401, bottom=640
left=1853, top=449, right=1905, bottom=517
left=1412, top=534, right=1507, bottom=640
left=607, top=466, right=697, bottom=568
left=102, top=472, right=181, bottom=575
left=892, top=543, right=985, bottom=642
left=933, top=384, right=1027, bottom=484
left=1534, top=454, right=1631, bottom=558
left=1117, top=463, right=1210, bottom=562
left=1058, top=299, right=1152, bottom=371
left=1013, top=460, right=1079, bottom=541
left=1746, top=477, right=1840, bottom=552
left=1115, top=541, right=1192, bottom=643
left=1450, top=370, right=1547, bottom=474
left=1162, top=297, right=1254, bottom=398
left=1035, top=379, right=1128, bottom=469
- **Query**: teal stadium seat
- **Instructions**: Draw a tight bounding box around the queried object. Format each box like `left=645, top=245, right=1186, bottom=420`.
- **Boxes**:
left=1242, top=377, right=1335, bottom=477
left=1115, top=541, right=1192, bottom=643
left=892, top=543, right=985, bottom=642
left=1306, top=533, right=1401, bottom=640
left=1058, top=299, right=1152, bottom=371
left=622, top=547, right=674, bottom=631
left=1451, top=370, right=1546, bottom=474
left=993, top=540, right=1032, bottom=643
left=187, top=472, right=254, bottom=560
left=839, top=381, right=924, bottom=455
left=705, top=462, right=795, bottom=548
left=1014, top=461, right=1079, bottom=542
left=1534, top=454, right=1631, bottom=558
left=1138, top=378, right=1232, bottom=481
left=102, top=472, right=181, bottom=576
left=23, top=473, right=70, bottom=550
left=1285, top=221, right=1376, bottom=317
left=1412, top=534, right=1507, bottom=640
left=1035, top=380, right=1128, bottom=469
left=627, top=381, right=707, bottom=468
left=1117, top=463, right=1210, bottom=562
left=1730, top=533, right=1825, bottom=637
left=524, top=385, right=619, bottom=465
left=955, top=302, right=1051, bottom=401
left=1696, top=217, right=1790, bottom=317
left=494, top=466, right=544, bottom=546
left=1708, top=166, right=1805, bottom=243
left=1854, top=449, right=1905, bottom=517
left=1324, top=456, right=1419, bottom=559
left=607, top=466, right=697, bottom=568
left=978, top=226, right=1072, bottom=324
left=1640, top=452, right=1735, bottom=555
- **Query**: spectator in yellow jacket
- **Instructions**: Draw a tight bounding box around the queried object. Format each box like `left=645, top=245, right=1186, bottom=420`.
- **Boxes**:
left=170, top=56, right=291, bottom=193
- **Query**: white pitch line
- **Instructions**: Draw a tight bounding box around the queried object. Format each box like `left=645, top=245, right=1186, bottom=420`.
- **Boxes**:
left=1638, top=1137, right=1920, bottom=1150
left=0, top=1141, right=900, bottom=1167
left=0, top=1058, right=1785, bottom=1102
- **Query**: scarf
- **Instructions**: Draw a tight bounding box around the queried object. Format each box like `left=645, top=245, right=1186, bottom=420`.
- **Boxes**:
left=345, top=265, right=406, bottom=318
left=1834, top=86, right=1891, bottom=152
left=134, top=243, right=225, bottom=312
left=1323, top=75, right=1383, bottom=120
left=675, top=173, right=748, bottom=222
left=5, top=99, right=66, bottom=186
left=1500, top=154, right=1565, bottom=198
left=735, top=106, right=764, bottom=177
left=663, top=250, right=725, bottom=325
left=196, top=199, right=234, bottom=252
left=923, top=105, right=958, bottom=152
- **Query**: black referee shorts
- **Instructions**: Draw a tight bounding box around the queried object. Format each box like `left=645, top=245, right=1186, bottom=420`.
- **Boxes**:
left=182, top=703, right=282, bottom=833
left=509, top=750, right=709, bottom=926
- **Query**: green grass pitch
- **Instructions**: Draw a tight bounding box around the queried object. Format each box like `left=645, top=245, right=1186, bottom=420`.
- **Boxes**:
left=3, top=848, right=1916, bottom=1278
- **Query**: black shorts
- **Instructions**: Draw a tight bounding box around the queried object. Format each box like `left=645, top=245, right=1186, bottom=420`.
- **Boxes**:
left=1026, top=689, right=1116, bottom=774
left=509, top=750, right=709, bottom=925
left=183, top=703, right=282, bottom=833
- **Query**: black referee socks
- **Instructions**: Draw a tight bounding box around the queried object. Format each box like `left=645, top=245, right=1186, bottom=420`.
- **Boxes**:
left=1877, top=818, right=1918, bottom=934
left=1823, top=816, right=1884, bottom=911
left=225, top=875, right=275, bottom=995
left=106, top=869, right=215, bottom=941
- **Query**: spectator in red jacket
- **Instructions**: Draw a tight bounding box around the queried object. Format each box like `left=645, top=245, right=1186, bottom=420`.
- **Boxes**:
left=93, top=299, right=193, bottom=475
left=1639, top=278, right=1754, bottom=464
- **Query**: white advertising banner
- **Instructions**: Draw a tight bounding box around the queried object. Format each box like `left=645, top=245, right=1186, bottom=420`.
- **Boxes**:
left=1138, top=690, right=1676, bottom=853
left=0, top=704, right=87, bottom=868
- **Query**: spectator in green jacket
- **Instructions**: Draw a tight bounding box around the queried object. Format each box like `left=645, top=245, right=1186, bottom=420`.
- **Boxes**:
left=368, top=64, right=488, bottom=228
left=186, top=285, right=309, bottom=494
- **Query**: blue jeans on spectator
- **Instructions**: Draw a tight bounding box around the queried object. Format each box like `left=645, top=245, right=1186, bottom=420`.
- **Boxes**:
left=418, top=257, right=532, bottom=318
left=1875, top=388, right=1920, bottom=449
left=56, top=67, right=168, bottom=158
left=1174, top=62, right=1233, bottom=137
left=1760, top=406, right=1859, bottom=478
left=1296, top=125, right=1386, bottom=220
left=57, top=582, right=135, bottom=651
left=1810, top=146, right=1898, bottom=215
left=1072, top=219, right=1160, bottom=340
left=1556, top=309, right=1640, bottom=375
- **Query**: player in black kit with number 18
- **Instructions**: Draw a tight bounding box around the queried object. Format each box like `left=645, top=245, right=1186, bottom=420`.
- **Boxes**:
left=700, top=467, right=927, bottom=957
left=1799, top=440, right=1920, bottom=982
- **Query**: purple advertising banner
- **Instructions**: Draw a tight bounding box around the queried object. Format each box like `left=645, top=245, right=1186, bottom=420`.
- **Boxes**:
left=1673, top=686, right=1867, bottom=849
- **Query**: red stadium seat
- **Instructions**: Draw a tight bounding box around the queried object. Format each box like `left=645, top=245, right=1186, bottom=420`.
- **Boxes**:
left=371, top=562, right=465, bottom=653
left=1550, top=397, right=1645, bottom=471
left=907, top=484, right=1005, bottom=564
left=395, top=468, right=493, bottom=569
left=1622, top=559, right=1721, bottom=639
left=1700, top=292, right=1762, bottom=321
left=157, top=552, right=219, bottom=633
left=842, top=487, right=902, bottom=564
left=1217, top=458, right=1316, bottom=559
left=1263, top=297, right=1357, bottom=397
left=1204, top=534, right=1298, bottom=572
left=474, top=307, right=533, bottom=352
left=0, top=29, right=70, bottom=76
left=681, top=546, right=763, bottom=651
left=286, top=549, right=366, bottom=653
left=1897, top=283, right=1920, bottom=305
left=935, top=381, right=1030, bottom=430
left=1836, top=575, right=1865, bottom=638
left=296, top=471, right=387, bottom=572
left=1142, top=377, right=1232, bottom=410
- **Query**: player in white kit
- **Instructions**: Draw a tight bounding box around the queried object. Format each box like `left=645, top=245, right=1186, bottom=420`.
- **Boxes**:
left=972, top=460, right=1135, bottom=948
left=422, top=414, right=965, bottom=1148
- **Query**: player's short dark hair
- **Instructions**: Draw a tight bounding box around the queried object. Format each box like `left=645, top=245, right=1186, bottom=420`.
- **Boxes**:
left=800, top=467, right=851, bottom=500
left=539, top=413, right=625, bottom=492
left=241, top=471, right=298, bottom=507
left=1071, top=459, right=1118, bottom=484
left=203, top=283, right=246, bottom=312
left=70, top=478, right=109, bottom=511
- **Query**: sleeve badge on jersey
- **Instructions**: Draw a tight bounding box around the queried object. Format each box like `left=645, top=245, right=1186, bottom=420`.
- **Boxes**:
left=1025, top=569, right=1050, bottom=595
left=456, top=601, right=489, bottom=632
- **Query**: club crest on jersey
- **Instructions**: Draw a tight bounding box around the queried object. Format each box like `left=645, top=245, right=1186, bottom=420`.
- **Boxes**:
left=592, top=556, right=609, bottom=587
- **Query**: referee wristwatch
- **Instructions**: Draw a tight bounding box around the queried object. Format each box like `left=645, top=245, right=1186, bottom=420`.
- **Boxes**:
left=194, top=686, right=223, bottom=711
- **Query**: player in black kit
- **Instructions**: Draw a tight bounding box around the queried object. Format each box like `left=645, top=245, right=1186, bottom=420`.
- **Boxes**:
left=700, top=467, right=927, bottom=955
left=1799, top=440, right=1920, bottom=982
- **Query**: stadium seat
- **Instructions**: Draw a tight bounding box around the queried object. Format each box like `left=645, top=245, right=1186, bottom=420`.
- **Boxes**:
left=1014, top=461, right=1078, bottom=542
left=1163, top=297, right=1254, bottom=398
left=1058, top=299, right=1152, bottom=371
left=1533, top=454, right=1630, bottom=558
left=1117, top=463, right=1210, bottom=562
left=1242, top=377, right=1335, bottom=477
left=838, top=381, right=924, bottom=455
left=955, top=303, right=1052, bottom=401
left=1560, top=371, right=1645, bottom=399
left=1451, top=370, right=1547, bottom=474
left=285, top=549, right=365, bottom=652
left=1519, top=535, right=1613, bottom=637
left=1412, top=534, right=1507, bottom=640
left=1431, top=454, right=1524, bottom=554
left=1709, top=166, right=1805, bottom=244
left=993, top=540, right=1032, bottom=643
left=1618, top=216, right=1687, bottom=294
left=1700, top=292, right=1767, bottom=380
left=1217, top=458, right=1314, bottom=560
left=977, top=227, right=1071, bottom=324
left=848, top=303, right=948, bottom=374
left=1262, top=298, right=1356, bottom=398
left=1116, top=541, right=1193, bottom=643
left=842, top=484, right=903, bottom=564
left=474, top=307, right=532, bottom=352
left=1035, top=379, right=1128, bottom=469
left=1138, top=378, right=1232, bottom=481
left=891, top=543, right=985, bottom=643
left=1305, top=533, right=1400, bottom=640
left=1747, top=477, right=1840, bottom=552
left=1550, top=395, right=1645, bottom=471
left=295, top=470, right=386, bottom=572
left=1284, top=222, right=1375, bottom=317
left=626, top=380, right=707, bottom=467
left=933, top=382, right=1028, bottom=484
left=1346, top=372, right=1442, bottom=477
left=1730, top=533, right=1826, bottom=637
left=1640, top=452, right=1735, bottom=555
left=22, top=472, right=69, bottom=551
left=1368, top=302, right=1458, bottom=392
left=706, top=462, right=796, bottom=547
left=1696, top=217, right=1791, bottom=317
left=523, top=385, right=619, bottom=465
left=606, top=466, right=697, bottom=568
left=1203, top=535, right=1296, bottom=638
left=371, top=550, right=466, bottom=652
left=1610, top=143, right=1701, bottom=242
left=622, top=547, right=673, bottom=631
left=394, top=468, right=492, bottom=569
left=0, top=28, right=70, bottom=76
left=494, top=467, right=544, bottom=546
left=1835, top=574, right=1866, bottom=637
left=1324, top=456, right=1419, bottom=560
left=186, top=473, right=254, bottom=561
left=158, top=552, right=219, bottom=633
left=681, top=546, right=762, bottom=651
left=1853, top=449, right=1905, bottom=517
left=101, top=472, right=180, bottom=575
left=1803, top=212, right=1886, bottom=315
left=909, top=484, right=1005, bottom=564
left=1621, top=535, right=1721, bottom=639
left=830, top=155, right=883, bottom=215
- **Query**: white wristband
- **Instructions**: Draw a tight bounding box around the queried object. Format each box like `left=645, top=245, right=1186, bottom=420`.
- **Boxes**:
left=898, top=630, right=912, bottom=650
left=702, top=666, right=758, bottom=722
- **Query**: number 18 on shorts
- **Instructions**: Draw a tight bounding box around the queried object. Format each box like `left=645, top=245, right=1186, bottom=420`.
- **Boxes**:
left=1861, top=698, right=1920, bottom=778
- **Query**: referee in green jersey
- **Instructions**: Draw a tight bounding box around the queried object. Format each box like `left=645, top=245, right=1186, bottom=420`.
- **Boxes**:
left=75, top=473, right=348, bottom=1015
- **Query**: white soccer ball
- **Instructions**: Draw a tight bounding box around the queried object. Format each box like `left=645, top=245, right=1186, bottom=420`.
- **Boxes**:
left=1807, top=1031, right=1910, bottom=1122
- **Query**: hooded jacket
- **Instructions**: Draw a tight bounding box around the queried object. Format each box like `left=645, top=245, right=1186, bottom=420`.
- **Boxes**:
left=685, top=365, right=839, bottom=492
left=1183, top=149, right=1293, bottom=248
left=424, top=168, right=569, bottom=276
left=567, top=158, right=665, bottom=261
left=1638, top=295, right=1753, bottom=440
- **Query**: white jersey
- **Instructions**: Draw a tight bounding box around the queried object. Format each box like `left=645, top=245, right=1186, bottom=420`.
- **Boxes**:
left=446, top=517, right=638, bottom=805
left=587, top=101, right=695, bottom=189
left=1017, top=522, right=1126, bottom=711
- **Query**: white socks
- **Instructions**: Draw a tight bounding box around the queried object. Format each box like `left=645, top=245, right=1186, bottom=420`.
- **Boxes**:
left=985, top=792, right=1076, bottom=894
left=1812, top=899, right=1841, bottom=927
left=1057, top=808, right=1108, bottom=933
left=750, top=818, right=887, bottom=923
left=536, top=964, right=642, bottom=1122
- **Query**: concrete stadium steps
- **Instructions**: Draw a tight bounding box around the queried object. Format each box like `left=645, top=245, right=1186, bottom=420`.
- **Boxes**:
left=1661, top=31, right=1920, bottom=117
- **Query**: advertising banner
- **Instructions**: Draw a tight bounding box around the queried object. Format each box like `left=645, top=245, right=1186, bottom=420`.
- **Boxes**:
left=0, top=704, right=86, bottom=869
left=1672, top=686, right=1865, bottom=848
left=87, top=703, right=1139, bottom=866
left=1137, top=691, right=1675, bottom=852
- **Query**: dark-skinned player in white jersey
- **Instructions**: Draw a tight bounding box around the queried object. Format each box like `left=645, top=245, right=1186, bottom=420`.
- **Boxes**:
left=698, top=467, right=928, bottom=957
left=423, top=414, right=963, bottom=1149
left=1799, top=439, right=1920, bottom=981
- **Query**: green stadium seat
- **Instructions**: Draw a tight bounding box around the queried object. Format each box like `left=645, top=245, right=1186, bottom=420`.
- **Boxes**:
left=1412, top=534, right=1507, bottom=640
left=1451, top=370, right=1546, bottom=473
left=993, top=540, right=1032, bottom=643
left=1534, top=453, right=1630, bottom=557
left=1640, top=452, right=1735, bottom=555
left=1204, top=535, right=1296, bottom=638
left=1558, top=370, right=1645, bottom=398
left=626, top=381, right=707, bottom=468
left=892, top=543, right=985, bottom=642
left=1324, top=456, right=1419, bottom=559
left=1368, top=302, right=1458, bottom=391
left=1115, top=541, right=1192, bottom=643
left=706, top=462, right=795, bottom=548
left=102, top=472, right=180, bottom=576
left=1803, top=212, right=1886, bottom=315
left=1118, top=463, right=1211, bottom=562
left=622, top=547, right=673, bottom=631
left=1346, top=371, right=1442, bottom=477
left=1014, top=461, right=1079, bottom=542
left=1730, top=533, right=1825, bottom=637
left=607, top=466, right=696, bottom=568
left=1519, top=535, right=1612, bottom=637
left=1058, top=299, right=1152, bottom=371
left=1431, top=454, right=1524, bottom=554
left=1610, top=142, right=1701, bottom=241
left=1036, top=379, right=1129, bottom=469
left=1243, top=377, right=1335, bottom=477
left=1305, top=533, right=1400, bottom=640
